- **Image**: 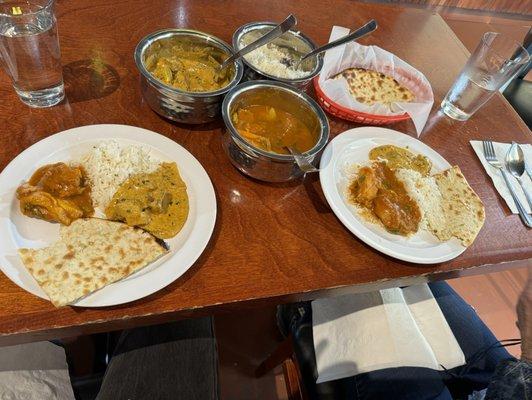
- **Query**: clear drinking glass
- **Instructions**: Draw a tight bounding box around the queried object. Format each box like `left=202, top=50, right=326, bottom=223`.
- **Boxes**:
left=0, top=0, right=64, bottom=107
left=441, top=32, right=529, bottom=121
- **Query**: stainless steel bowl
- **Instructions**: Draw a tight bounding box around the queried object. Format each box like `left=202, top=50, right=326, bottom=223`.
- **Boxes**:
left=221, top=80, right=329, bottom=182
left=232, top=22, right=323, bottom=90
left=135, top=29, right=244, bottom=124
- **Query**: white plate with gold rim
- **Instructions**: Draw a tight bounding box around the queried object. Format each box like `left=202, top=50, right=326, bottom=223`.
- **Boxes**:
left=0, top=124, right=217, bottom=306
left=319, top=126, right=465, bottom=264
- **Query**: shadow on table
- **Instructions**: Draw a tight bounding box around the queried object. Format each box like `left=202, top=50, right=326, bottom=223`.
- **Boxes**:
left=63, top=59, right=120, bottom=103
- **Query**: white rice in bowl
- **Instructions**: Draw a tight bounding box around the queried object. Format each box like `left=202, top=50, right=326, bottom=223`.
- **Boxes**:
left=80, top=140, right=160, bottom=208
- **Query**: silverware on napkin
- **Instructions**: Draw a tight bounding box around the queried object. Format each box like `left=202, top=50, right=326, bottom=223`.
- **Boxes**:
left=506, top=142, right=532, bottom=209
left=482, top=140, right=532, bottom=228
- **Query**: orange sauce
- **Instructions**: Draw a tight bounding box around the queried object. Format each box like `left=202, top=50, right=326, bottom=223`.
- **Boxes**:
left=232, top=105, right=317, bottom=155
left=349, top=162, right=421, bottom=235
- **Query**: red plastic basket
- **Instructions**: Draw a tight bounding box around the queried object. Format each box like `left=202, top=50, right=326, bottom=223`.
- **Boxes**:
left=313, top=76, right=410, bottom=125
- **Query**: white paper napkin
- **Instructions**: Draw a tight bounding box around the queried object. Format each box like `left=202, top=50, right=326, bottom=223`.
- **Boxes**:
left=319, top=26, right=434, bottom=135
left=470, top=141, right=532, bottom=214
left=312, top=284, right=464, bottom=384
left=0, top=341, right=75, bottom=400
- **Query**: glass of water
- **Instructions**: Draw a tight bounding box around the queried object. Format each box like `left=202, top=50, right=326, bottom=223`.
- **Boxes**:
left=441, top=32, right=529, bottom=121
left=0, top=0, right=64, bottom=107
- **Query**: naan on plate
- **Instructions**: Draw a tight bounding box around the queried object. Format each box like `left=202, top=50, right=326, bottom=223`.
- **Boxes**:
left=18, top=218, right=167, bottom=307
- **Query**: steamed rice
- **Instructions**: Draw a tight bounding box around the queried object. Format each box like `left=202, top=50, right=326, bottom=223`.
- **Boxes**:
left=393, top=168, right=445, bottom=233
left=80, top=140, right=160, bottom=208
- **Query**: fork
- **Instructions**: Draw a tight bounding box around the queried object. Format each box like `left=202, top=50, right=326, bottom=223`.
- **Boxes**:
left=482, top=140, right=532, bottom=228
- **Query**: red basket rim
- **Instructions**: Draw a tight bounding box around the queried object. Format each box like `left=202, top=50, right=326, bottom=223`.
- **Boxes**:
left=312, top=76, right=410, bottom=122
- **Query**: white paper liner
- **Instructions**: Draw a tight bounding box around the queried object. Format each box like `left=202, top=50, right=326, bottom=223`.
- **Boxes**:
left=318, top=26, right=434, bottom=135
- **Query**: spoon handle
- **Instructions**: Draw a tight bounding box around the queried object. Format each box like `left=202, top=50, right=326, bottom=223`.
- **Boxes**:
left=286, top=147, right=319, bottom=173
left=501, top=169, right=532, bottom=228
left=517, top=177, right=532, bottom=209
left=220, top=14, right=297, bottom=70
left=299, top=19, right=378, bottom=63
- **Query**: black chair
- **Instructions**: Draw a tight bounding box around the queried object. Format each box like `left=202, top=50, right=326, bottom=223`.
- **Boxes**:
left=502, top=29, right=532, bottom=129
left=256, top=302, right=356, bottom=400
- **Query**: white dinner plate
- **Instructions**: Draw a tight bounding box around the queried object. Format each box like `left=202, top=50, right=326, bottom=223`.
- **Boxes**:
left=319, top=126, right=465, bottom=264
left=0, top=124, right=217, bottom=306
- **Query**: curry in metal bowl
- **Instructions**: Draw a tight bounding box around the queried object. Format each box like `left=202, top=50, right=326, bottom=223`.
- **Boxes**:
left=221, top=80, right=329, bottom=182
left=143, top=36, right=235, bottom=93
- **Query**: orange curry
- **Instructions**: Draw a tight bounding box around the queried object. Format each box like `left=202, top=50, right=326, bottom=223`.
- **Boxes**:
left=349, top=161, right=421, bottom=235
left=17, top=163, right=94, bottom=225
left=232, top=105, right=317, bottom=155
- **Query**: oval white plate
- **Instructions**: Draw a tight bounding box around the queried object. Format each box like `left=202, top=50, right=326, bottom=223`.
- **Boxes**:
left=319, top=127, right=465, bottom=264
left=0, top=124, right=217, bottom=307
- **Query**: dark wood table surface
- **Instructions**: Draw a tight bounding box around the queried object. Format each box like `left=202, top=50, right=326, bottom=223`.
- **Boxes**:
left=0, top=0, right=530, bottom=346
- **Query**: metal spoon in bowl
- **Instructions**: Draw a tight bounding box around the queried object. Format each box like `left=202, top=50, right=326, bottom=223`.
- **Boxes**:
left=505, top=141, right=532, bottom=208
left=286, top=146, right=320, bottom=173
left=219, top=14, right=297, bottom=71
left=289, top=19, right=378, bottom=69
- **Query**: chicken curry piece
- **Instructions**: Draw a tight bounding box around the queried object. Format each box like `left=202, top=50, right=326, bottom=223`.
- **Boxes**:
left=232, top=105, right=317, bottom=155
left=105, top=162, right=189, bottom=239
left=16, top=163, right=94, bottom=225
left=144, top=38, right=234, bottom=92
left=349, top=162, right=421, bottom=235
left=369, top=145, right=431, bottom=176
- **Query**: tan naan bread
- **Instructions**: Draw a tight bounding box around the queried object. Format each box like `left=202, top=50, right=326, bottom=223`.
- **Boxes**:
left=18, top=218, right=167, bottom=307
left=432, top=166, right=485, bottom=246
left=334, top=68, right=415, bottom=106
left=397, top=166, right=484, bottom=246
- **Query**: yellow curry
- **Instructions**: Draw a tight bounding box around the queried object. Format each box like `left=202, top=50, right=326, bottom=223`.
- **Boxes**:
left=144, top=39, right=234, bottom=92
left=105, top=162, right=189, bottom=239
left=369, top=145, right=432, bottom=176
left=232, top=105, right=317, bottom=155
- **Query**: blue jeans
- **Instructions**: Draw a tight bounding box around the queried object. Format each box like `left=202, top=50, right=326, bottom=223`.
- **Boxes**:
left=281, top=281, right=515, bottom=400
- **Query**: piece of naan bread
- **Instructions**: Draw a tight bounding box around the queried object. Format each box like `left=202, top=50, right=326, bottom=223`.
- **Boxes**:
left=18, top=218, right=167, bottom=307
left=397, top=166, right=484, bottom=246
left=433, top=166, right=485, bottom=246
left=334, top=68, right=415, bottom=105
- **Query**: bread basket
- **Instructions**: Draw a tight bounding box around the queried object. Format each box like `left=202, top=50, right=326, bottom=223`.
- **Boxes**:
left=313, top=76, right=410, bottom=125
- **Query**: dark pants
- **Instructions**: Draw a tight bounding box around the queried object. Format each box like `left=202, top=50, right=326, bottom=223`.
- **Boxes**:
left=96, top=316, right=218, bottom=400
left=280, top=281, right=515, bottom=400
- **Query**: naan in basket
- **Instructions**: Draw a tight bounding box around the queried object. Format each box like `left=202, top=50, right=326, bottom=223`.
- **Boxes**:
left=335, top=68, right=415, bottom=106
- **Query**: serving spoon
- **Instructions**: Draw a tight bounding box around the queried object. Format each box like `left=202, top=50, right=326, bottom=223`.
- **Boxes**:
left=287, top=19, right=378, bottom=69
left=286, top=146, right=320, bottom=173
left=219, top=14, right=297, bottom=70
left=505, top=141, right=532, bottom=209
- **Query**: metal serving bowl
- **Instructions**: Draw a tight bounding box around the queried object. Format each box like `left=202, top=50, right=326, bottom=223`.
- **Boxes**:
left=232, top=22, right=323, bottom=90
left=135, top=29, right=244, bottom=124
left=221, top=80, right=329, bottom=182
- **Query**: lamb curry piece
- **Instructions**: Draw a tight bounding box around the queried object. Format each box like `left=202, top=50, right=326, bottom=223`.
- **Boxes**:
left=105, top=162, right=189, bottom=239
left=16, top=163, right=94, bottom=225
left=349, top=162, right=421, bottom=235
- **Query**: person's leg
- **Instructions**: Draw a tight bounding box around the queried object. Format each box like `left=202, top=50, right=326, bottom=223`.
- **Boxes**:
left=429, top=281, right=515, bottom=398
left=96, top=316, right=218, bottom=400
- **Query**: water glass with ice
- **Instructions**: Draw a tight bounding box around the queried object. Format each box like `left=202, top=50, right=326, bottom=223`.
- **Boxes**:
left=0, top=0, right=64, bottom=107
left=441, top=32, right=529, bottom=121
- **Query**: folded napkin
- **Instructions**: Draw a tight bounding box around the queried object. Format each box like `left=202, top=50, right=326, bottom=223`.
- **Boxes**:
left=470, top=141, right=532, bottom=214
left=312, top=284, right=464, bottom=384
left=0, top=341, right=75, bottom=400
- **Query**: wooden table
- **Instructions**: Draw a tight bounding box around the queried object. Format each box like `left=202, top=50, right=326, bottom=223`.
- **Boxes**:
left=0, top=0, right=530, bottom=346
